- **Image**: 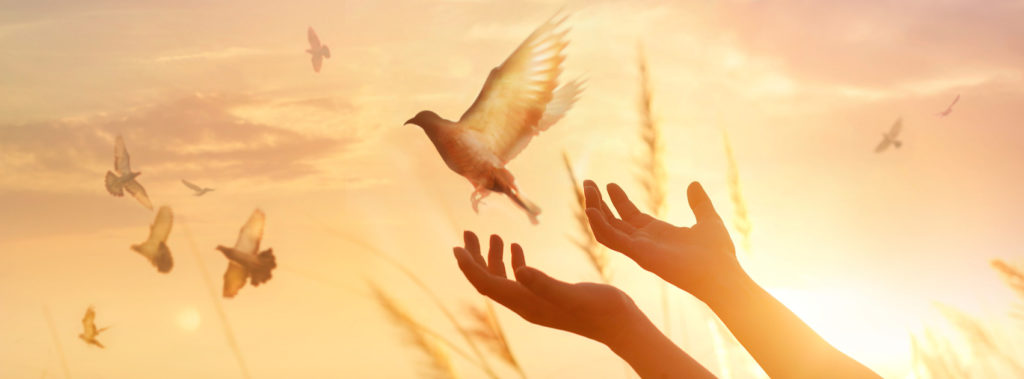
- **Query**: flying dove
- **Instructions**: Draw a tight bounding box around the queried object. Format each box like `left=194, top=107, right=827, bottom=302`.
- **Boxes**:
left=936, top=94, right=960, bottom=117
left=182, top=179, right=214, bottom=196
left=218, top=210, right=276, bottom=298
left=78, top=306, right=109, bottom=348
left=404, top=14, right=583, bottom=224
left=104, top=135, right=153, bottom=210
left=874, top=117, right=903, bottom=153
left=306, top=26, right=331, bottom=73
left=130, top=206, right=174, bottom=273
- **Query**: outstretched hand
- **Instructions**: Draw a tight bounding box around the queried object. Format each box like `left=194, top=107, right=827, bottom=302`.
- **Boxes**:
left=583, top=180, right=741, bottom=303
left=453, top=231, right=645, bottom=346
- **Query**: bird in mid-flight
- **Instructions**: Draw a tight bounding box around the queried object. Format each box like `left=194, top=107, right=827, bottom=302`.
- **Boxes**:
left=218, top=209, right=276, bottom=298
left=404, top=14, right=583, bottom=224
left=131, top=206, right=174, bottom=273
left=875, top=117, right=903, bottom=153
left=105, top=135, right=153, bottom=210
left=79, top=306, right=109, bottom=348
left=936, top=94, right=960, bottom=117
left=306, top=26, right=331, bottom=73
left=181, top=179, right=214, bottom=196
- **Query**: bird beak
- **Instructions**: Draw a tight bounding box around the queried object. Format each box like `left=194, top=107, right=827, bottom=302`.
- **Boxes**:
left=404, top=118, right=414, bottom=125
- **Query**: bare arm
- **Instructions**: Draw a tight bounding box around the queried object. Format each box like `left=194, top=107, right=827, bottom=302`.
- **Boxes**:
left=583, top=181, right=880, bottom=379
left=453, top=231, right=714, bottom=378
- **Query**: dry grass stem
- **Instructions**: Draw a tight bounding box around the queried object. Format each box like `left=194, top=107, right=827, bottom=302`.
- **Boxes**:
left=563, top=151, right=610, bottom=283
left=370, top=283, right=460, bottom=379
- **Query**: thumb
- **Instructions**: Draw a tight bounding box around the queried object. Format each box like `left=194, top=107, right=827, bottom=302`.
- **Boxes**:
left=687, top=181, right=721, bottom=224
left=515, top=267, right=577, bottom=305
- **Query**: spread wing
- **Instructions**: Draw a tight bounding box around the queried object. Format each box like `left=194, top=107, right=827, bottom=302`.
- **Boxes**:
left=537, top=78, right=584, bottom=131
left=308, top=27, right=321, bottom=49
left=223, top=261, right=248, bottom=298
left=82, top=307, right=97, bottom=335
left=947, top=94, right=960, bottom=109
left=124, top=180, right=153, bottom=210
left=874, top=138, right=892, bottom=153
left=114, top=135, right=131, bottom=174
left=233, top=209, right=265, bottom=255
left=147, top=206, right=173, bottom=244
left=458, top=14, right=571, bottom=164
left=889, top=117, right=903, bottom=137
left=311, top=54, right=323, bottom=73
left=181, top=179, right=203, bottom=192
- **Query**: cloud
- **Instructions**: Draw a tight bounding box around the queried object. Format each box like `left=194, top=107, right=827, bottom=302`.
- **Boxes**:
left=0, top=92, right=351, bottom=192
left=151, top=47, right=280, bottom=63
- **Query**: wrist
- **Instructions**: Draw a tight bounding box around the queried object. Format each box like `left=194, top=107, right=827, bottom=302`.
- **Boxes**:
left=698, top=263, right=754, bottom=309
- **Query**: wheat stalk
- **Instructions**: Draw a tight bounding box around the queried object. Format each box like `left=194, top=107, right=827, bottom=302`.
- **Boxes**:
left=562, top=151, right=611, bottom=283
left=465, top=301, right=526, bottom=378
left=370, top=283, right=460, bottom=379
left=912, top=330, right=970, bottom=379
left=42, top=306, right=71, bottom=379
left=722, top=131, right=752, bottom=254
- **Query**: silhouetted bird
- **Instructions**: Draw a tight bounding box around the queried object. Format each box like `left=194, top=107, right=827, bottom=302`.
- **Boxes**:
left=875, top=117, right=903, bottom=153
left=104, top=135, right=153, bottom=210
left=181, top=179, right=214, bottom=196
left=131, top=206, right=174, bottom=273
left=218, top=210, right=276, bottom=298
left=306, top=27, right=331, bottom=73
left=937, top=94, right=960, bottom=117
left=78, top=306, right=109, bottom=348
left=405, top=15, right=583, bottom=224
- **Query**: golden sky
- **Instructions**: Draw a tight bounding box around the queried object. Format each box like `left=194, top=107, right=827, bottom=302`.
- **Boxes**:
left=2, top=0, right=1024, bottom=378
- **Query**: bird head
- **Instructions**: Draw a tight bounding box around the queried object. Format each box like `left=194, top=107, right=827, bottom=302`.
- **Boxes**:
left=404, top=110, right=442, bottom=129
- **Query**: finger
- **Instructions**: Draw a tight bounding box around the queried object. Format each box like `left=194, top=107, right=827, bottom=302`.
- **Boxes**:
left=687, top=182, right=722, bottom=225
left=510, top=243, right=526, bottom=278
left=455, top=247, right=538, bottom=317
left=607, top=183, right=656, bottom=227
left=487, top=234, right=506, bottom=277
left=515, top=266, right=579, bottom=305
left=454, top=247, right=495, bottom=294
left=463, top=231, right=481, bottom=255
left=584, top=186, right=635, bottom=234
left=586, top=208, right=634, bottom=253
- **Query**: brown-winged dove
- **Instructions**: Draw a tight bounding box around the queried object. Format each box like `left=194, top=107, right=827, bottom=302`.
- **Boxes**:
left=404, top=15, right=583, bottom=225
left=104, top=135, right=153, bottom=210
left=306, top=26, right=331, bottom=73
left=130, top=206, right=174, bottom=273
left=219, top=209, right=276, bottom=298
left=79, top=306, right=109, bottom=348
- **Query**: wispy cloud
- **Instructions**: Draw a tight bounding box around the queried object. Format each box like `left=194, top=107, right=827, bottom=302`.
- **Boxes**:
left=151, top=47, right=282, bottom=63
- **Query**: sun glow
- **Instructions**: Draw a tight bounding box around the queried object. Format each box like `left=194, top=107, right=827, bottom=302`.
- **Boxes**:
left=176, top=307, right=201, bottom=332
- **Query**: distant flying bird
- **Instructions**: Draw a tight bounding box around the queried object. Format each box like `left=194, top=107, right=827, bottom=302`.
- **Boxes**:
left=181, top=179, right=214, bottom=196
left=306, top=27, right=331, bottom=73
left=78, top=306, right=109, bottom=348
left=874, top=117, right=903, bottom=153
left=936, top=94, right=960, bottom=117
left=404, top=15, right=583, bottom=224
left=218, top=210, right=276, bottom=298
left=104, top=135, right=153, bottom=210
left=130, top=206, right=174, bottom=273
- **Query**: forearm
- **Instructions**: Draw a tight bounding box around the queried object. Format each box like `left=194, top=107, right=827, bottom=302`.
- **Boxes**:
left=604, top=316, right=716, bottom=379
left=702, top=270, right=879, bottom=379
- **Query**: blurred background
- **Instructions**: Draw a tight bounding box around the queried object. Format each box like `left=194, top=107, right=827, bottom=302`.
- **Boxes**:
left=1, top=0, right=1023, bottom=378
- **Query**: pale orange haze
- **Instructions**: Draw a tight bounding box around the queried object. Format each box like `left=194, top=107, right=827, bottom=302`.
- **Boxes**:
left=2, top=1, right=1023, bottom=378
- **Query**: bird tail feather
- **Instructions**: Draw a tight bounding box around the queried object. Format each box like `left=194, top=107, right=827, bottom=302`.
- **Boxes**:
left=492, top=168, right=541, bottom=224
left=894, top=141, right=902, bottom=148
left=250, top=248, right=277, bottom=286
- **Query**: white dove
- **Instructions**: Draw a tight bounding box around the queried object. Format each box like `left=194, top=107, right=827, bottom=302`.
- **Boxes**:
left=104, top=135, right=153, bottom=210
left=181, top=179, right=214, bottom=196
left=130, top=206, right=174, bottom=273
left=306, top=26, right=331, bottom=73
left=404, top=14, right=583, bottom=224
left=875, top=117, right=903, bottom=153
left=79, top=306, right=109, bottom=349
left=218, top=210, right=276, bottom=298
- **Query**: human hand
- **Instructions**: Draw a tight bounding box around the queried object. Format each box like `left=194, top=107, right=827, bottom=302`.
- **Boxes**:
left=583, top=180, right=741, bottom=303
left=453, top=231, right=648, bottom=346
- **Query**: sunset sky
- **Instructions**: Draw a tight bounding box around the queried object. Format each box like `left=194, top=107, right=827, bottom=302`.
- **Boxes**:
left=2, top=0, right=1023, bottom=378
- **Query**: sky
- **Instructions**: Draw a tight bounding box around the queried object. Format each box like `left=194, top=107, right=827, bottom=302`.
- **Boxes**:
left=2, top=0, right=1024, bottom=378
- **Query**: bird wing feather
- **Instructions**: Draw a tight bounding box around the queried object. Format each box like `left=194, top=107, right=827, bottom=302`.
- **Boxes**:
left=889, top=117, right=903, bottom=136
left=82, top=307, right=97, bottom=336
left=312, top=55, right=323, bottom=73
left=223, top=261, right=248, bottom=298
left=182, top=179, right=203, bottom=192
left=874, top=139, right=891, bottom=153
left=147, top=206, right=173, bottom=245
left=458, top=14, right=571, bottom=164
left=114, top=135, right=131, bottom=174
left=308, top=27, right=321, bottom=49
left=124, top=180, right=153, bottom=210
left=233, top=209, right=264, bottom=255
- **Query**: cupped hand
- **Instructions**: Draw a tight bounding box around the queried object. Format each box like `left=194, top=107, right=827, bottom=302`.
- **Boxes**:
left=453, top=231, right=647, bottom=346
left=583, top=180, right=741, bottom=302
